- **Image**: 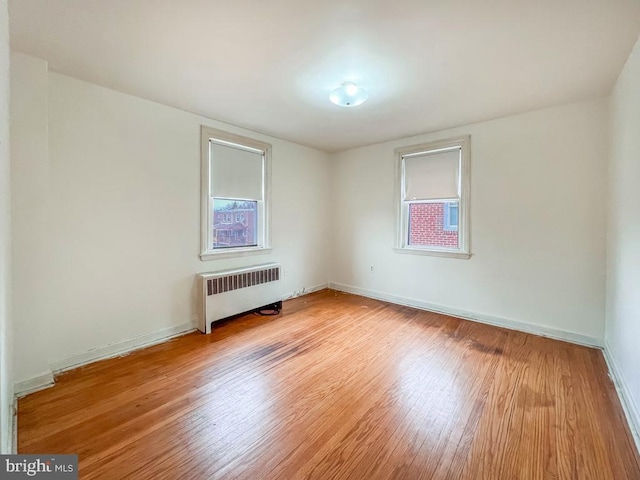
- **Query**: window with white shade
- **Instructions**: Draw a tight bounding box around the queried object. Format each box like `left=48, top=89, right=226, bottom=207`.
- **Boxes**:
left=200, top=126, right=271, bottom=260
left=395, top=136, right=470, bottom=258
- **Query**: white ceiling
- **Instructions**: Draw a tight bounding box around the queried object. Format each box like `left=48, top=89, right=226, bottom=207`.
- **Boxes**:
left=9, top=0, right=640, bottom=152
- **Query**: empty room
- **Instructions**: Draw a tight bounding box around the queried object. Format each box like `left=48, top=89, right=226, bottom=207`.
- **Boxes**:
left=1, top=0, right=640, bottom=478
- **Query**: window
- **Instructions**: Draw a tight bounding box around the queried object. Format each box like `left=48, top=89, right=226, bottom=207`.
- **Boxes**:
left=443, top=202, right=458, bottom=231
left=395, top=136, right=470, bottom=258
left=200, top=126, right=271, bottom=260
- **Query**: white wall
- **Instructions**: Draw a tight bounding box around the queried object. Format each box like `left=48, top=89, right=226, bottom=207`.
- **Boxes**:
left=606, top=36, right=640, bottom=441
left=330, top=99, right=608, bottom=345
left=10, top=63, right=330, bottom=383
left=0, top=0, right=13, bottom=453
left=10, top=53, right=51, bottom=383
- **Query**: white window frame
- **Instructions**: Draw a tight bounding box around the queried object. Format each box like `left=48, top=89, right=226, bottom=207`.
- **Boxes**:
left=200, top=126, right=272, bottom=260
left=394, top=136, right=471, bottom=259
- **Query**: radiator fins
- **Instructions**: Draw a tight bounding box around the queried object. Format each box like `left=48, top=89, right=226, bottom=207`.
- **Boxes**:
left=206, top=266, right=280, bottom=296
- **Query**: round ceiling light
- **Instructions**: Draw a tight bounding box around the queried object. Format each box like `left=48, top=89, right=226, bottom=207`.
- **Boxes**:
left=329, top=82, right=368, bottom=107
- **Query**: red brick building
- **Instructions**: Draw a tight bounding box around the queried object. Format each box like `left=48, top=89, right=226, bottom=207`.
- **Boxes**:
left=212, top=203, right=257, bottom=247
left=409, top=202, right=458, bottom=248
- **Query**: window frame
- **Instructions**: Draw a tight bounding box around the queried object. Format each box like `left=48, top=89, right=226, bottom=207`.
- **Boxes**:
left=394, top=136, right=471, bottom=259
left=200, top=126, right=272, bottom=260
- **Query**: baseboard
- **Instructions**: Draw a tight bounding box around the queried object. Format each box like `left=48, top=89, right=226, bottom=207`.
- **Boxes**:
left=603, top=341, right=640, bottom=454
left=282, top=283, right=328, bottom=301
left=47, top=286, right=324, bottom=374
left=15, top=286, right=327, bottom=394
left=14, top=371, right=55, bottom=398
left=49, top=322, right=196, bottom=374
left=11, top=396, right=17, bottom=454
left=328, top=282, right=603, bottom=348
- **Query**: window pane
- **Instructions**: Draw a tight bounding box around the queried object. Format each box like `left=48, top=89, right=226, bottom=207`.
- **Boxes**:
left=408, top=202, right=459, bottom=248
left=212, top=198, right=258, bottom=248
left=446, top=203, right=459, bottom=230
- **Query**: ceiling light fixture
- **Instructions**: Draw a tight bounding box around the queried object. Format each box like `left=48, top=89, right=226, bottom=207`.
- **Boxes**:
left=329, top=82, right=368, bottom=107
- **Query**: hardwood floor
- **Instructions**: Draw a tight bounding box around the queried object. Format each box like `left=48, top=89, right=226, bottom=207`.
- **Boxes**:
left=18, top=290, right=640, bottom=479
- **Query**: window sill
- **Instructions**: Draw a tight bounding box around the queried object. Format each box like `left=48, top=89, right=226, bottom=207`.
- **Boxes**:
left=393, top=247, right=471, bottom=260
left=200, top=247, right=272, bottom=261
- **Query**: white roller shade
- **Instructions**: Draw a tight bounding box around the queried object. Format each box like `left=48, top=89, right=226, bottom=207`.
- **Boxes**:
left=210, top=141, right=264, bottom=200
left=403, top=148, right=460, bottom=200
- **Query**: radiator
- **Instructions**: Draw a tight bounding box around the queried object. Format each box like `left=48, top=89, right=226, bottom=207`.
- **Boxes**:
left=196, top=262, right=282, bottom=334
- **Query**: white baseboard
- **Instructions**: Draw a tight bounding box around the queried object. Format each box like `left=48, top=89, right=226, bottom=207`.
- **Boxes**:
left=14, top=323, right=196, bottom=398
left=282, top=283, right=328, bottom=301
left=328, top=282, right=603, bottom=348
left=49, top=322, right=196, bottom=374
left=13, top=287, right=328, bottom=398
left=14, top=371, right=55, bottom=398
left=603, top=341, right=640, bottom=455
left=11, top=396, right=17, bottom=454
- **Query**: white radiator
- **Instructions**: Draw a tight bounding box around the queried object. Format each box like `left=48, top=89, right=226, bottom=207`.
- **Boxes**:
left=196, top=263, right=282, bottom=334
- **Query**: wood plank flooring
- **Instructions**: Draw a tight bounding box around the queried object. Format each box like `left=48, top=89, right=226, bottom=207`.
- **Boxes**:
left=18, top=290, right=640, bottom=479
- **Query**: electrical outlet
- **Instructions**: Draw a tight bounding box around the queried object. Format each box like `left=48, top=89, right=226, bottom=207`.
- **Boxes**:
left=370, top=265, right=374, bottom=272
left=284, top=268, right=289, bottom=276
